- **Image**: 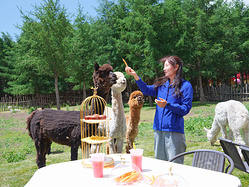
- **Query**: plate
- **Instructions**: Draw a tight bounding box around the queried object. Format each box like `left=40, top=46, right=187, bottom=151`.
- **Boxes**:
left=152, top=173, right=188, bottom=187
left=82, top=156, right=114, bottom=168
left=81, top=137, right=111, bottom=144
left=81, top=118, right=111, bottom=123
left=109, top=163, right=144, bottom=185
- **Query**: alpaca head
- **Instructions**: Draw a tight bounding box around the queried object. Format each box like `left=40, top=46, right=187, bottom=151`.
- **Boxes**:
left=204, top=127, right=218, bottom=146
left=128, top=91, right=144, bottom=109
left=111, top=72, right=127, bottom=93
left=93, top=62, right=117, bottom=98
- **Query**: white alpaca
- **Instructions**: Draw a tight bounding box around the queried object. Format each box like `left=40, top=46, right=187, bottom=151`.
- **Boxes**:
left=8, top=106, right=21, bottom=113
left=91, top=72, right=126, bottom=154
left=107, top=72, right=127, bottom=154
left=204, top=100, right=249, bottom=146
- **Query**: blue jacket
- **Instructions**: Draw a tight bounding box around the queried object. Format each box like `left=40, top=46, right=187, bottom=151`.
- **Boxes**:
left=136, top=78, right=193, bottom=134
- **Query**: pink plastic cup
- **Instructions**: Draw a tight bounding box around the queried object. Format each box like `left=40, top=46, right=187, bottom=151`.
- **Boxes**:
left=130, top=149, right=143, bottom=171
left=90, top=153, right=105, bottom=178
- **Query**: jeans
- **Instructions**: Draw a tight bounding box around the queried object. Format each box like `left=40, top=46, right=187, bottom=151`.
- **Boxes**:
left=154, top=130, right=186, bottom=164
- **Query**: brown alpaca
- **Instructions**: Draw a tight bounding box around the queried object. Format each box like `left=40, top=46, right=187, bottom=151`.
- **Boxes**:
left=26, top=62, right=117, bottom=168
left=125, top=91, right=144, bottom=153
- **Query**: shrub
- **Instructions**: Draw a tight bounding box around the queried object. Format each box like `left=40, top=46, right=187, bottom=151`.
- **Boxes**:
left=2, top=149, right=26, bottom=163
left=28, top=106, right=36, bottom=114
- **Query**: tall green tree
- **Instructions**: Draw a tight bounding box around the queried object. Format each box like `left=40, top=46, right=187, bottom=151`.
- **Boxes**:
left=67, top=4, right=95, bottom=100
left=0, top=33, right=14, bottom=97
left=205, top=0, right=240, bottom=83
left=4, top=33, right=55, bottom=97
left=117, top=0, right=158, bottom=79
left=19, top=0, right=72, bottom=109
left=91, top=0, right=119, bottom=65
left=228, top=0, right=249, bottom=84
left=173, top=0, right=239, bottom=101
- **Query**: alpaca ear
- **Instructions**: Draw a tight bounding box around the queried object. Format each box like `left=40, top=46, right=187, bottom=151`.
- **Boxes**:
left=204, top=127, right=210, bottom=132
left=108, top=61, right=111, bottom=65
left=94, top=62, right=100, bottom=71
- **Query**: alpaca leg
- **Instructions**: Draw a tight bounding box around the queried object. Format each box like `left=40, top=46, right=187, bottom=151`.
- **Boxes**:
left=109, top=139, right=116, bottom=154
left=71, top=139, right=80, bottom=160
left=125, top=145, right=130, bottom=153
left=106, top=143, right=110, bottom=155
left=90, top=143, right=103, bottom=154
left=91, top=144, right=97, bottom=153
left=206, top=118, right=221, bottom=146
left=232, top=129, right=245, bottom=145
left=42, top=139, right=52, bottom=167
left=46, top=141, right=52, bottom=155
left=44, top=139, right=52, bottom=155
left=220, top=125, right=228, bottom=139
left=125, top=139, right=131, bottom=154
left=83, top=143, right=90, bottom=157
left=232, top=129, right=245, bottom=158
left=130, top=138, right=135, bottom=150
left=35, top=138, right=47, bottom=168
left=126, top=138, right=134, bottom=153
left=242, top=126, right=249, bottom=146
left=228, top=129, right=234, bottom=140
left=116, top=138, right=124, bottom=153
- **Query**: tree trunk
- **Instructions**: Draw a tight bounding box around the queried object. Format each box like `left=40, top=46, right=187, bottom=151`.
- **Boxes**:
left=83, top=81, right=86, bottom=100
left=241, top=72, right=244, bottom=87
left=55, top=76, right=60, bottom=110
left=198, top=74, right=205, bottom=102
left=149, top=96, right=153, bottom=107
left=127, top=80, right=132, bottom=97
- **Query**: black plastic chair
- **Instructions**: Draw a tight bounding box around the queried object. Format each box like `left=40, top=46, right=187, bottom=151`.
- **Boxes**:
left=219, top=137, right=249, bottom=173
left=169, top=149, right=234, bottom=174
left=240, top=145, right=249, bottom=166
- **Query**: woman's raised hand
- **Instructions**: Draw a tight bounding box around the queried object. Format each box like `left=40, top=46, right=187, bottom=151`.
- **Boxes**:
left=125, top=67, right=140, bottom=80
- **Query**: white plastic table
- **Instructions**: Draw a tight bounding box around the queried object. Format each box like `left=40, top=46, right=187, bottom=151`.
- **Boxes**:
left=25, top=154, right=242, bottom=187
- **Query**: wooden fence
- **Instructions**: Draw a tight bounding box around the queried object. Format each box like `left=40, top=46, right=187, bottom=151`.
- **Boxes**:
left=201, top=84, right=249, bottom=101
left=2, top=84, right=249, bottom=112
left=0, top=94, right=83, bottom=112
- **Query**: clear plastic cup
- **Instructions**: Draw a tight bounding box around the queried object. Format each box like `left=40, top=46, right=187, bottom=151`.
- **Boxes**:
left=129, top=149, right=143, bottom=171
left=90, top=153, right=105, bottom=178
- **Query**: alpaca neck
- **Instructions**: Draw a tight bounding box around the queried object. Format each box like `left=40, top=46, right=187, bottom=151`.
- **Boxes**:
left=210, top=119, right=221, bottom=135
left=130, top=107, right=141, bottom=116
left=111, top=90, right=124, bottom=115
left=96, top=86, right=110, bottom=102
left=129, top=107, right=141, bottom=125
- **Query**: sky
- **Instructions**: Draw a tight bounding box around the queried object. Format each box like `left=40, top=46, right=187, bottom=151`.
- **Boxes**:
left=0, top=0, right=99, bottom=40
left=1, top=0, right=249, bottom=40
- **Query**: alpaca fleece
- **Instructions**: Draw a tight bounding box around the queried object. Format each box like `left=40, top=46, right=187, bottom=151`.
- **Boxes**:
left=125, top=91, right=144, bottom=153
left=204, top=100, right=249, bottom=146
left=108, top=72, right=127, bottom=154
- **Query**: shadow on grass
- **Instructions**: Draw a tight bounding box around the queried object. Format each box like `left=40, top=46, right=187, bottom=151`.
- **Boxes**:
left=50, top=150, right=64, bottom=154
left=192, top=101, right=220, bottom=107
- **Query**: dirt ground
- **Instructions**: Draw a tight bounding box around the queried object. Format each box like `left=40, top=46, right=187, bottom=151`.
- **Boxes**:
left=0, top=111, right=30, bottom=122
left=0, top=109, right=196, bottom=123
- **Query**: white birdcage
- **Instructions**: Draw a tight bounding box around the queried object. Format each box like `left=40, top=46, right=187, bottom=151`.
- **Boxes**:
left=80, top=87, right=114, bottom=167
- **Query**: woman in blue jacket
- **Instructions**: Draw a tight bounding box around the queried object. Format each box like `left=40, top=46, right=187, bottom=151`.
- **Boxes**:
left=125, top=56, right=193, bottom=164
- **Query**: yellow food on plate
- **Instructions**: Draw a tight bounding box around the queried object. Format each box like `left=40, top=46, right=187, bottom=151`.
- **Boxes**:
left=82, top=135, right=109, bottom=142
left=114, top=170, right=142, bottom=183
left=145, top=174, right=161, bottom=185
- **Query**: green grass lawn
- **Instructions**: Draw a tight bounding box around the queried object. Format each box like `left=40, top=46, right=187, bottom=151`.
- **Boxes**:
left=0, top=101, right=249, bottom=186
